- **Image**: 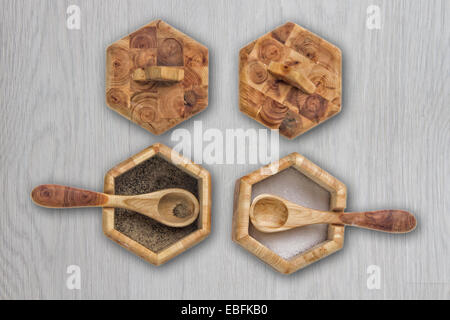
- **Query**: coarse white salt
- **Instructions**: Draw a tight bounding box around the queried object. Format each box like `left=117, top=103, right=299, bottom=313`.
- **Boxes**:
left=249, top=167, right=330, bottom=260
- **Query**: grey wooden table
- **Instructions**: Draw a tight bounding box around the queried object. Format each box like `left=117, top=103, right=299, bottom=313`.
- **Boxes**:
left=1, top=0, right=449, bottom=299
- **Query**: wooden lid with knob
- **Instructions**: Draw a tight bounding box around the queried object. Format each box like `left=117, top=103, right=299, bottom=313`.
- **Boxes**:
left=106, top=20, right=209, bottom=135
left=239, top=22, right=342, bottom=139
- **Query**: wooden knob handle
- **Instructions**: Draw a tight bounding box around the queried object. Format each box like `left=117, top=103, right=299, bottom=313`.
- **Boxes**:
left=339, top=210, right=417, bottom=233
left=31, top=184, right=108, bottom=208
left=268, top=61, right=316, bottom=94
left=132, top=66, right=184, bottom=82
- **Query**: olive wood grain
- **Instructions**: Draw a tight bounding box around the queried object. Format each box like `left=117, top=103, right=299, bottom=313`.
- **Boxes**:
left=250, top=194, right=416, bottom=233
left=32, top=184, right=199, bottom=227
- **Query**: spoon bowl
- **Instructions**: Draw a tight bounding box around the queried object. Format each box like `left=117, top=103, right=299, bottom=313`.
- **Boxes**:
left=157, top=190, right=199, bottom=226
left=252, top=197, right=289, bottom=229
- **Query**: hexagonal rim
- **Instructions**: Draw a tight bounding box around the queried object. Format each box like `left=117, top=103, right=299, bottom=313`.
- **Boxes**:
left=232, top=152, right=347, bottom=274
left=103, top=143, right=211, bottom=266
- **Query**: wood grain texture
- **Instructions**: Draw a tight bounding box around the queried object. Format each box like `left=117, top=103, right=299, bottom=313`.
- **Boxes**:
left=338, top=210, right=416, bottom=233
left=106, top=19, right=209, bottom=135
left=239, top=21, right=342, bottom=139
left=31, top=185, right=108, bottom=208
left=268, top=61, right=317, bottom=94
left=132, top=66, right=185, bottom=82
left=0, top=0, right=448, bottom=299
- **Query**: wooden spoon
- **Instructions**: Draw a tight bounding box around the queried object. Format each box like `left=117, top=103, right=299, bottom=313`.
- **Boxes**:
left=250, top=194, right=416, bottom=233
left=31, top=184, right=199, bottom=227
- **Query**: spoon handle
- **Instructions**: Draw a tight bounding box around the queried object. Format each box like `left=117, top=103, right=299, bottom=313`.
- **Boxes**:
left=339, top=210, right=416, bottom=233
left=31, top=184, right=108, bottom=208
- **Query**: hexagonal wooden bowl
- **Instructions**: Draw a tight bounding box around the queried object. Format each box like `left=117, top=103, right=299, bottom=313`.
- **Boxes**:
left=232, top=152, right=347, bottom=274
left=106, top=19, right=208, bottom=135
left=103, top=143, right=211, bottom=266
left=239, top=22, right=342, bottom=139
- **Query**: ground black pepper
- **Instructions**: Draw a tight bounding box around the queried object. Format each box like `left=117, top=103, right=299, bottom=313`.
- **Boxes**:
left=114, top=155, right=199, bottom=252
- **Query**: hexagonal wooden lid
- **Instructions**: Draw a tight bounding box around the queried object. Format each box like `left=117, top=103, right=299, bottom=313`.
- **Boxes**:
left=106, top=20, right=208, bottom=135
left=239, top=22, right=342, bottom=139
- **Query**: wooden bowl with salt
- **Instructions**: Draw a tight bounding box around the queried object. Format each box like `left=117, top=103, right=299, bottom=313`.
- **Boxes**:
left=233, top=152, right=346, bottom=274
